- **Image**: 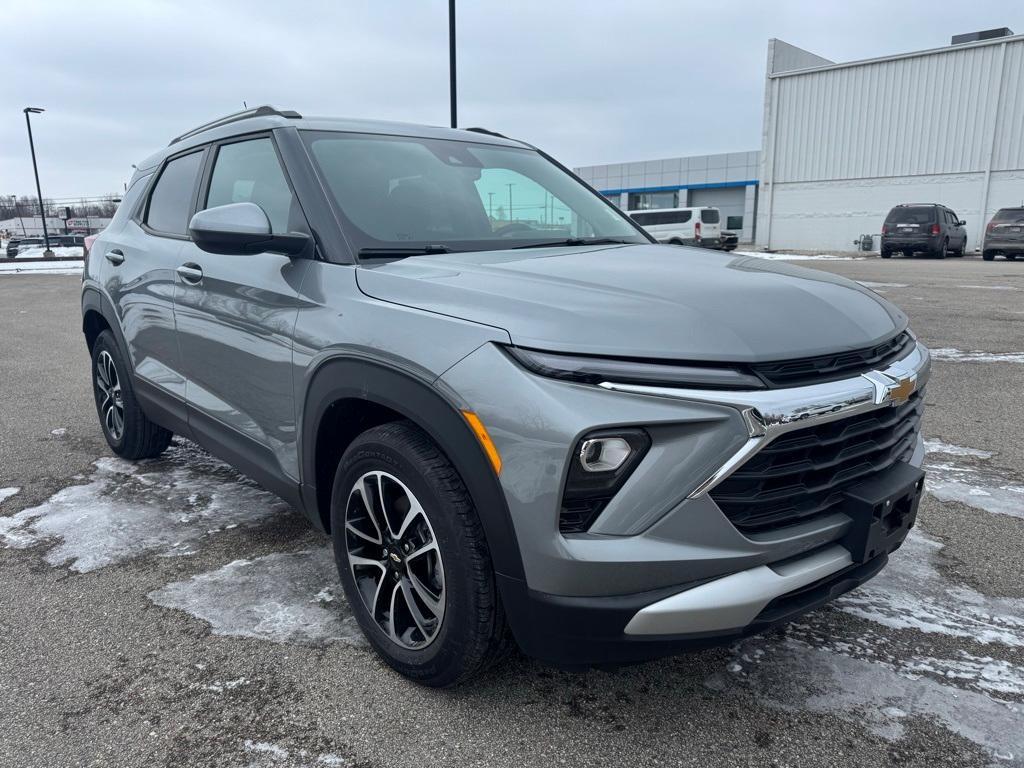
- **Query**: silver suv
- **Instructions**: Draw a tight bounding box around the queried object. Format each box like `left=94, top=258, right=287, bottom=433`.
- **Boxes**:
left=82, top=106, right=930, bottom=686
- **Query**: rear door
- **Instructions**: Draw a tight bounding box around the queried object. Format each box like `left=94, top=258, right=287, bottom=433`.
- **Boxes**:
left=698, top=208, right=721, bottom=242
left=106, top=147, right=206, bottom=414
left=173, top=133, right=313, bottom=483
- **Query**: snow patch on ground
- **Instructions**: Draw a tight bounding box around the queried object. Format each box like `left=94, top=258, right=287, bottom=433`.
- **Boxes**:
left=0, top=258, right=83, bottom=275
left=0, top=488, right=19, bottom=505
left=243, top=740, right=348, bottom=767
left=0, top=440, right=287, bottom=571
left=858, top=281, right=909, bottom=290
left=149, top=547, right=366, bottom=648
left=930, top=348, right=1024, bottom=364
left=924, top=439, right=993, bottom=459
left=734, top=250, right=861, bottom=261
left=707, top=529, right=1024, bottom=762
left=708, top=638, right=1024, bottom=763
left=837, top=532, right=1024, bottom=645
left=958, top=285, right=1021, bottom=291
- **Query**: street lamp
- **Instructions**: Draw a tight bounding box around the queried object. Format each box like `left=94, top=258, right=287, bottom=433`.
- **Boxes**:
left=507, top=183, right=515, bottom=222
left=449, top=0, right=457, bottom=128
left=23, top=107, right=53, bottom=257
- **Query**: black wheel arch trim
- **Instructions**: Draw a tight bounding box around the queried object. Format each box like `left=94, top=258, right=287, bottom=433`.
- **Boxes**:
left=82, top=287, right=133, bottom=367
left=300, top=355, right=527, bottom=583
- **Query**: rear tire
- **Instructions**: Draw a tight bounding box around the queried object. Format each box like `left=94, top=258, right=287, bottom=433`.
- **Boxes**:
left=91, top=331, right=172, bottom=459
left=933, top=239, right=948, bottom=259
left=880, top=249, right=892, bottom=259
left=330, top=420, right=511, bottom=687
left=983, top=250, right=995, bottom=261
left=1007, top=254, right=1018, bottom=261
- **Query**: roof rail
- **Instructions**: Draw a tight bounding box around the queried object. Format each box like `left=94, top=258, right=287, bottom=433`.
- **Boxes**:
left=169, top=105, right=302, bottom=146
left=464, top=127, right=508, bottom=139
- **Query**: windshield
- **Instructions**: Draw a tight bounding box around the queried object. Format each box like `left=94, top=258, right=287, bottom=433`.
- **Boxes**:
left=301, top=131, right=648, bottom=256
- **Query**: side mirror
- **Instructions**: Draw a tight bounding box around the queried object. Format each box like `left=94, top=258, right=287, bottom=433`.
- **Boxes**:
left=188, top=202, right=310, bottom=256
left=958, top=220, right=966, bottom=227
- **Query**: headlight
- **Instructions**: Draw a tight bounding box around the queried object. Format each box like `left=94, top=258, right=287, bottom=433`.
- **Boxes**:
left=504, top=346, right=764, bottom=390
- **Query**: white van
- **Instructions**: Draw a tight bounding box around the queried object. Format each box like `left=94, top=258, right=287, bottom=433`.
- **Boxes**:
left=628, top=206, right=722, bottom=248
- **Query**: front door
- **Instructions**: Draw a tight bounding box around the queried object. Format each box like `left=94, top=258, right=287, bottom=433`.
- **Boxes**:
left=173, top=135, right=312, bottom=483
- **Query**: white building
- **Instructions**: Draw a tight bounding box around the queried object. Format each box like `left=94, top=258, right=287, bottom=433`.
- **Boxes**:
left=577, top=29, right=1023, bottom=252
left=758, top=32, right=1024, bottom=251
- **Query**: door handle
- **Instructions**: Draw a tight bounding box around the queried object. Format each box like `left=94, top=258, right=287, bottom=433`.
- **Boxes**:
left=176, top=263, right=204, bottom=284
left=105, top=249, right=125, bottom=265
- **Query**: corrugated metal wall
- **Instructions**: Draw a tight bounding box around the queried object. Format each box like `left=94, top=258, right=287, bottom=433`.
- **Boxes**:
left=770, top=39, right=1022, bottom=183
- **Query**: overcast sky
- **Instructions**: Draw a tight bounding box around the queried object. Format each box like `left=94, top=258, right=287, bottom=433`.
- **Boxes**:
left=3, top=0, right=1019, bottom=198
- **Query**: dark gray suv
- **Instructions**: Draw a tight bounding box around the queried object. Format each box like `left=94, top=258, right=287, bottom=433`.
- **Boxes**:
left=82, top=106, right=930, bottom=686
left=881, top=203, right=967, bottom=259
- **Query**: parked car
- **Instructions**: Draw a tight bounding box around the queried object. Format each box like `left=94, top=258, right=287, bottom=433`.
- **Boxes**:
left=5, top=237, right=43, bottom=258
left=718, top=230, right=739, bottom=251
left=881, top=203, right=967, bottom=259
left=82, top=106, right=930, bottom=686
left=982, top=207, right=1024, bottom=261
left=628, top=206, right=722, bottom=248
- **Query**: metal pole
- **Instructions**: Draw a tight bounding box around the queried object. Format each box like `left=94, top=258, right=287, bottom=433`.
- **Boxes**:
left=507, top=183, right=514, bottom=222
left=24, top=108, right=52, bottom=255
left=487, top=192, right=494, bottom=220
left=448, top=0, right=457, bottom=128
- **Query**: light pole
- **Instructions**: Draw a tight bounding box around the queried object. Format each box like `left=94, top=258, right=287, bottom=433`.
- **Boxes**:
left=448, top=0, right=457, bottom=128
left=487, top=192, right=494, bottom=220
left=507, top=183, right=514, bottom=222
left=24, top=107, right=52, bottom=257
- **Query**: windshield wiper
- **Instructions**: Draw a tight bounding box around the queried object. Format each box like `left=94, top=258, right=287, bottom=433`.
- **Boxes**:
left=511, top=237, right=636, bottom=250
left=358, top=245, right=453, bottom=259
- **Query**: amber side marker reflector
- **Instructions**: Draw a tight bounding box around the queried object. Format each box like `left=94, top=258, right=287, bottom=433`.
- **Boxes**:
left=462, top=411, right=502, bottom=475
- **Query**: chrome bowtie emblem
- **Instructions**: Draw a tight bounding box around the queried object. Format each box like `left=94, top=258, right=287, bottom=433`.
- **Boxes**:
left=863, top=371, right=916, bottom=407
left=389, top=552, right=402, bottom=564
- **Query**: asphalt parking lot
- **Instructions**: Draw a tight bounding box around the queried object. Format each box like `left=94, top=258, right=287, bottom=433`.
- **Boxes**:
left=1, top=254, right=1022, bottom=768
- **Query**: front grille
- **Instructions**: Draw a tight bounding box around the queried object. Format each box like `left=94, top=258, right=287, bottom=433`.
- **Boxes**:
left=710, top=390, right=924, bottom=534
left=750, top=332, right=914, bottom=388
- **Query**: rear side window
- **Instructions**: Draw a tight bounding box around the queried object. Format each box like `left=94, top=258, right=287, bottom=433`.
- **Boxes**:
left=700, top=209, right=720, bottom=224
left=886, top=206, right=935, bottom=224
left=145, top=151, right=203, bottom=235
left=631, top=210, right=691, bottom=226
left=204, top=138, right=296, bottom=233
left=992, top=208, right=1024, bottom=222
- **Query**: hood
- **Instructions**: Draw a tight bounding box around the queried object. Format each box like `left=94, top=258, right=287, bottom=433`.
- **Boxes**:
left=355, top=244, right=908, bottom=363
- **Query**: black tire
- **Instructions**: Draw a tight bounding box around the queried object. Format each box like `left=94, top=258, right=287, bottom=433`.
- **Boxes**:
left=982, top=250, right=995, bottom=261
left=933, top=239, right=948, bottom=259
left=880, top=249, right=892, bottom=259
left=330, top=420, right=512, bottom=687
left=1007, top=254, right=1018, bottom=261
left=90, top=330, right=172, bottom=459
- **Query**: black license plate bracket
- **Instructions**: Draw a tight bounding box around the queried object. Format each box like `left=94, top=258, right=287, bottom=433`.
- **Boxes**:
left=840, top=462, right=925, bottom=564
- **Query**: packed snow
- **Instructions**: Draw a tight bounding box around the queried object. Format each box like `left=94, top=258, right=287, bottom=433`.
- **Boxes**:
left=733, top=249, right=863, bottom=261
left=924, top=439, right=994, bottom=459
left=243, top=740, right=349, bottom=767
left=149, top=547, right=366, bottom=647
left=0, top=258, right=83, bottom=275
left=0, top=488, right=20, bottom=505
left=930, top=348, right=1024, bottom=364
left=0, top=440, right=288, bottom=571
left=12, top=245, right=83, bottom=259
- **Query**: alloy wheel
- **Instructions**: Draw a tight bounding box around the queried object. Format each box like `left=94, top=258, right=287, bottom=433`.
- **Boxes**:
left=96, top=350, right=124, bottom=441
left=345, top=471, right=446, bottom=649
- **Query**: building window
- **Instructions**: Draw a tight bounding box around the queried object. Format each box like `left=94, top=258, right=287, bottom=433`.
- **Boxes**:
left=627, top=191, right=678, bottom=210
left=602, top=193, right=622, bottom=209
left=726, top=215, right=743, bottom=230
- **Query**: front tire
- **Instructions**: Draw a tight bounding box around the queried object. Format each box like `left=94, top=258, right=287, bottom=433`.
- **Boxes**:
left=330, top=420, right=511, bottom=686
left=90, top=331, right=172, bottom=459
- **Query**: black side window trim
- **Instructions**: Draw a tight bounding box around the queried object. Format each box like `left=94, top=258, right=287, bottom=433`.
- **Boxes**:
left=137, top=147, right=209, bottom=240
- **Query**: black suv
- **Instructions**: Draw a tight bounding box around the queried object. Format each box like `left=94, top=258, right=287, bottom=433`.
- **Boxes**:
left=881, top=204, right=967, bottom=259
left=982, top=207, right=1024, bottom=261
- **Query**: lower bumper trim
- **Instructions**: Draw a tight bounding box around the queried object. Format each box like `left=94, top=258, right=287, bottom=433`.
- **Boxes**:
left=623, top=544, right=851, bottom=635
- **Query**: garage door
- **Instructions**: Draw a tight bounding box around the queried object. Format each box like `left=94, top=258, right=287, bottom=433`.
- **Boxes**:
left=689, top=187, right=746, bottom=232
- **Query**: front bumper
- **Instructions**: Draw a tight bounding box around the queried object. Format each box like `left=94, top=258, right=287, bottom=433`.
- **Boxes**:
left=440, top=338, right=930, bottom=665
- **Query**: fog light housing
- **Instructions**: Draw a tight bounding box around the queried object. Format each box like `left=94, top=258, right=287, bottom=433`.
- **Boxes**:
left=560, top=428, right=651, bottom=534
left=579, top=437, right=633, bottom=472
